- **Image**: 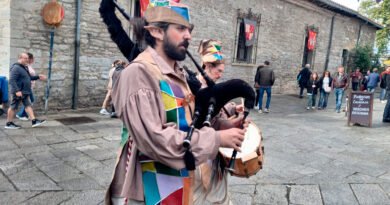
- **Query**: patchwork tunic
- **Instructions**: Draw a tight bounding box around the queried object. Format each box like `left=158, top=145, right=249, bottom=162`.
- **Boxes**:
left=106, top=47, right=221, bottom=205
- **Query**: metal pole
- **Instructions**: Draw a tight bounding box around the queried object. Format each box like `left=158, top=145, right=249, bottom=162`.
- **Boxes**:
left=325, top=14, right=336, bottom=71
left=44, top=28, right=55, bottom=114
left=72, top=0, right=81, bottom=109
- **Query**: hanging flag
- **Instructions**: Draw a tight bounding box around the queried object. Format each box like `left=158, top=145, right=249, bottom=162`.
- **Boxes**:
left=307, top=30, right=317, bottom=51
left=244, top=18, right=256, bottom=46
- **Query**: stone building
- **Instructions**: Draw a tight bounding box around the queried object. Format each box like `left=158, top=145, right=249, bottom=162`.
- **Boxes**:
left=0, top=0, right=382, bottom=110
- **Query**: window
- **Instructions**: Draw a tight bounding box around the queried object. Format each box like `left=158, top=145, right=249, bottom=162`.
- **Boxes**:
left=232, top=9, right=261, bottom=65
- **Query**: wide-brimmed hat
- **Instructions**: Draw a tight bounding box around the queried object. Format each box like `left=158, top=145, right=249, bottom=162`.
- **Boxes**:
left=143, top=1, right=191, bottom=28
left=198, top=39, right=224, bottom=64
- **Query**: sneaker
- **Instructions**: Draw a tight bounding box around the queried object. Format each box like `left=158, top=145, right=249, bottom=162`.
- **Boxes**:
left=336, top=110, right=341, bottom=113
left=264, top=108, right=270, bottom=113
left=254, top=105, right=259, bottom=110
left=381, top=100, right=386, bottom=104
left=318, top=107, right=322, bottom=110
left=312, top=106, right=316, bottom=109
left=110, top=112, right=118, bottom=118
left=258, top=109, right=263, bottom=114
left=16, top=114, right=29, bottom=121
left=32, top=119, right=46, bottom=128
left=99, top=108, right=110, bottom=115
left=306, top=107, right=310, bottom=110
left=5, top=122, right=21, bottom=129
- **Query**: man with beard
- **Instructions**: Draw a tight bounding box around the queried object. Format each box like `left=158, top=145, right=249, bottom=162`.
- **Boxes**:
left=105, top=3, right=245, bottom=205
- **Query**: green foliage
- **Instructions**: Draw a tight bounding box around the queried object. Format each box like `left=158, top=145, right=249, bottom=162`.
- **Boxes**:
left=358, top=0, right=390, bottom=54
left=349, top=44, right=377, bottom=72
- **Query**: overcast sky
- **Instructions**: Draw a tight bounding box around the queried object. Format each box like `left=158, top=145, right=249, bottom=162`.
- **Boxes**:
left=332, top=0, right=360, bottom=11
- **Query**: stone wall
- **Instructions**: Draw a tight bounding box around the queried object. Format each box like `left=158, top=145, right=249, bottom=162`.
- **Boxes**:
left=4, top=0, right=379, bottom=110
left=0, top=0, right=11, bottom=77
left=7, top=0, right=129, bottom=110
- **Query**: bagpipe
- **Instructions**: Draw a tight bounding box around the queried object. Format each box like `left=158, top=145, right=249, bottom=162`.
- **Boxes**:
left=100, top=0, right=263, bottom=177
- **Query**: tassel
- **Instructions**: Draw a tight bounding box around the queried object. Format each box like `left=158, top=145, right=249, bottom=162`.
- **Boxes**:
left=184, top=149, right=196, bottom=171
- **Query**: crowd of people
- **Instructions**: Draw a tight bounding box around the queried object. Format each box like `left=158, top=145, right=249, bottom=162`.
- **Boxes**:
left=295, top=63, right=390, bottom=122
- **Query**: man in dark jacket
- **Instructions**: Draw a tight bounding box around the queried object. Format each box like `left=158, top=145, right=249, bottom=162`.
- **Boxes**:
left=5, top=52, right=47, bottom=129
left=297, top=64, right=312, bottom=98
left=383, top=66, right=390, bottom=122
left=255, top=60, right=275, bottom=113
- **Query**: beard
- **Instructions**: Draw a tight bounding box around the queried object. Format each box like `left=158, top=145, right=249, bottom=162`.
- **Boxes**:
left=163, top=35, right=189, bottom=61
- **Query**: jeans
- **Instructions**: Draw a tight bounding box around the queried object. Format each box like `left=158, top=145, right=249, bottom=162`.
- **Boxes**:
left=306, top=94, right=316, bottom=107
left=258, top=87, right=272, bottom=109
left=367, top=87, right=376, bottom=93
left=334, top=88, right=344, bottom=111
left=299, top=87, right=305, bottom=97
left=318, top=90, right=330, bottom=108
left=17, top=93, right=34, bottom=117
left=352, top=82, right=359, bottom=91
left=380, top=88, right=387, bottom=101
left=255, top=88, right=259, bottom=107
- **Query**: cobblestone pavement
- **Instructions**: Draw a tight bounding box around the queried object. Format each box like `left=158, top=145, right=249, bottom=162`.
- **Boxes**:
left=0, top=94, right=389, bottom=205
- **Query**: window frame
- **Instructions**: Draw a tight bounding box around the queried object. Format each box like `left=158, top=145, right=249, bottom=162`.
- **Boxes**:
left=232, top=8, right=261, bottom=65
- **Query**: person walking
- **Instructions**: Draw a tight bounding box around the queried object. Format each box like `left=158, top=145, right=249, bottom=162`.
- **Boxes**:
left=306, top=72, right=320, bottom=110
left=254, top=64, right=264, bottom=109
left=318, top=70, right=332, bottom=110
left=379, top=66, right=390, bottom=103
left=297, top=64, right=312, bottom=98
left=16, top=52, right=36, bottom=121
left=350, top=68, right=362, bottom=91
left=256, top=60, right=275, bottom=113
left=5, top=52, right=47, bottom=129
left=100, top=60, right=122, bottom=115
left=367, top=68, right=380, bottom=93
left=332, top=66, right=349, bottom=113
left=382, top=68, right=390, bottom=122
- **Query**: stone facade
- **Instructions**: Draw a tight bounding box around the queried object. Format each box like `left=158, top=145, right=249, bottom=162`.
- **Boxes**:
left=0, top=0, right=379, bottom=110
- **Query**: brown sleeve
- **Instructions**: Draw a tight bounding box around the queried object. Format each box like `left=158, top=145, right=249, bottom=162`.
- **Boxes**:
left=114, top=63, right=221, bottom=170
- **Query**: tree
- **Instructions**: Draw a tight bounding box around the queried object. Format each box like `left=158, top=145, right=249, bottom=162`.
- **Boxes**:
left=358, top=0, right=390, bottom=55
left=348, top=44, right=380, bottom=72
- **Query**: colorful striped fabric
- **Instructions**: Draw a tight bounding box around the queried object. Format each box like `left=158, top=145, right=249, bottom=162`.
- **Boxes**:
left=140, top=79, right=191, bottom=205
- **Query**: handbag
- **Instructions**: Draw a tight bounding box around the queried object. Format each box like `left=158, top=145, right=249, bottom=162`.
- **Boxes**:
left=324, top=86, right=331, bottom=93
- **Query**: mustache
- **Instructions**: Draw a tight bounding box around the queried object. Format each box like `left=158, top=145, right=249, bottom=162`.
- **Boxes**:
left=179, top=40, right=189, bottom=49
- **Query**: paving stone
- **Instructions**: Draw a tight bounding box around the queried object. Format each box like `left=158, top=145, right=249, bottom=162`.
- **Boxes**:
left=58, top=176, right=103, bottom=190
left=68, top=125, right=98, bottom=134
left=24, top=151, right=62, bottom=167
left=24, top=191, right=76, bottom=205
left=76, top=145, right=116, bottom=161
left=230, top=184, right=255, bottom=194
left=61, top=190, right=105, bottom=205
left=0, top=172, right=15, bottom=191
left=289, top=185, right=323, bottom=205
left=0, top=156, right=34, bottom=176
left=0, top=136, right=18, bottom=151
left=83, top=165, right=114, bottom=187
left=350, top=184, right=390, bottom=205
left=231, top=192, right=252, bottom=205
left=35, top=134, right=68, bottom=145
left=39, top=163, right=84, bottom=182
left=0, top=191, right=42, bottom=204
left=253, top=185, right=287, bottom=205
left=9, top=135, right=41, bottom=148
left=8, top=167, right=61, bottom=191
left=320, top=183, right=358, bottom=205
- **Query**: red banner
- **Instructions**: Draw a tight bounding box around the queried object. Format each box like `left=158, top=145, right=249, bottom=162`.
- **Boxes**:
left=307, top=30, right=317, bottom=51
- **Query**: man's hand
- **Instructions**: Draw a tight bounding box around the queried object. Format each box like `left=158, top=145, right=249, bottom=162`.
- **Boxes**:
left=218, top=128, right=246, bottom=152
left=39, top=74, right=47, bottom=81
left=16, top=91, right=22, bottom=97
left=235, top=104, right=244, bottom=113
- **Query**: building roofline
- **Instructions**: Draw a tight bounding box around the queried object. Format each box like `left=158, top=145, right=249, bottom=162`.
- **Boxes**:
left=310, top=0, right=384, bottom=30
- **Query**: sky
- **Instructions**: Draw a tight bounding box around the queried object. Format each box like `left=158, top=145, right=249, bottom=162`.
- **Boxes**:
left=332, top=0, right=360, bottom=11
